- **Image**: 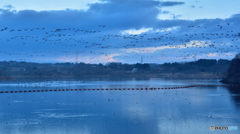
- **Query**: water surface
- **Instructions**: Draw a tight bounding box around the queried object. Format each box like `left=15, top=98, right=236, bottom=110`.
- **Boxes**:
left=0, top=78, right=239, bottom=134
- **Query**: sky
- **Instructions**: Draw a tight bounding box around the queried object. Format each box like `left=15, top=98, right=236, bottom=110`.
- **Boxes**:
left=0, top=0, right=240, bottom=64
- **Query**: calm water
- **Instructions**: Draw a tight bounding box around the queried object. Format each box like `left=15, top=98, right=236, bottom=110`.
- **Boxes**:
left=0, top=78, right=239, bottom=134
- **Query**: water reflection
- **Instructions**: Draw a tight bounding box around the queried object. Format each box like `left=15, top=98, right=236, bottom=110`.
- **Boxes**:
left=0, top=79, right=239, bottom=134
left=226, top=86, right=240, bottom=108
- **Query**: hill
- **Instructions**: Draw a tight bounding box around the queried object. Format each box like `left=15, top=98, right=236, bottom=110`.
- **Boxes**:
left=220, top=54, right=240, bottom=84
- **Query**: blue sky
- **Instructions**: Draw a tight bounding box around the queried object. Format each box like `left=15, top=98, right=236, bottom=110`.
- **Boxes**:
left=0, top=0, right=240, bottom=64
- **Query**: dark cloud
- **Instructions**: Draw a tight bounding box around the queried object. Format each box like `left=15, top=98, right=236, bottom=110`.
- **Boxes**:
left=162, top=11, right=170, bottom=14
left=172, top=14, right=182, bottom=19
left=0, top=0, right=185, bottom=30
left=0, top=1, right=160, bottom=30
left=3, top=4, right=14, bottom=9
left=190, top=5, right=195, bottom=8
left=160, top=1, right=185, bottom=7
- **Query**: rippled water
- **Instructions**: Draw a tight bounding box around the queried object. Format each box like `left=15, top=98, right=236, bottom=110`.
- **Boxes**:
left=0, top=78, right=239, bottom=134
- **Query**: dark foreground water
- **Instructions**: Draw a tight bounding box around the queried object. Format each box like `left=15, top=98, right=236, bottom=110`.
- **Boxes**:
left=0, top=78, right=239, bottom=134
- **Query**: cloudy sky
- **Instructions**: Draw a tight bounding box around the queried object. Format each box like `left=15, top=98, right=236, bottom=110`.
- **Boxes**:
left=0, top=0, right=240, bottom=64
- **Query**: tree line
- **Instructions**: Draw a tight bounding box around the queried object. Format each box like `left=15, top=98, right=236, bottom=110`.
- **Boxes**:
left=0, top=59, right=232, bottom=79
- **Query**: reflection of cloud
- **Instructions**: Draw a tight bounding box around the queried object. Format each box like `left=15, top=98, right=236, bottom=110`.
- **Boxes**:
left=121, top=27, right=153, bottom=35
left=158, top=118, right=204, bottom=133
left=123, top=106, right=152, bottom=122
left=157, top=113, right=240, bottom=134
left=39, top=112, right=102, bottom=118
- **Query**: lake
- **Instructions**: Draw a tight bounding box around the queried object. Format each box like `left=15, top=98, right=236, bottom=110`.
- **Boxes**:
left=0, top=78, right=239, bottom=134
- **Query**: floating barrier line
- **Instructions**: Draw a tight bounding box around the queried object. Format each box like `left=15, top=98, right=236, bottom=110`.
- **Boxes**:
left=0, top=85, right=238, bottom=94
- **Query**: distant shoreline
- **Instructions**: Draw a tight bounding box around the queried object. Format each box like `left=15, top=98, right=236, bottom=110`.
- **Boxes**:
left=0, top=77, right=14, bottom=80
left=0, top=59, right=230, bottom=82
left=0, top=72, right=225, bottom=81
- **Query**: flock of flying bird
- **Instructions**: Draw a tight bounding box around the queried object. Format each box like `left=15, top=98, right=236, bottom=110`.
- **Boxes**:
left=0, top=23, right=239, bottom=63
